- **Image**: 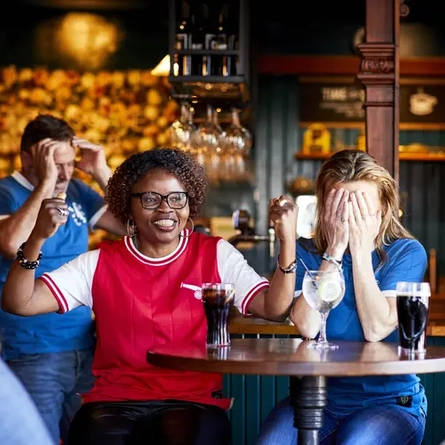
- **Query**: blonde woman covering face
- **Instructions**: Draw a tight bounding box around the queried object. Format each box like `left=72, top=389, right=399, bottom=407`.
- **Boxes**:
left=257, top=149, right=427, bottom=445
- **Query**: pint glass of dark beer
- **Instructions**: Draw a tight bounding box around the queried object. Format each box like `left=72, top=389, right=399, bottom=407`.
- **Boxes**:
left=202, top=283, right=235, bottom=347
left=396, top=282, right=431, bottom=356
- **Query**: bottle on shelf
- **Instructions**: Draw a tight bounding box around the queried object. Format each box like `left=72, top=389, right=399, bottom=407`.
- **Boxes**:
left=174, top=0, right=191, bottom=76
left=219, top=4, right=238, bottom=76
left=205, top=3, right=238, bottom=77
left=203, top=3, right=216, bottom=76
left=189, top=4, right=207, bottom=76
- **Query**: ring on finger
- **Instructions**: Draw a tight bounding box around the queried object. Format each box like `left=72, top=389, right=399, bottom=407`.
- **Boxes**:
left=341, top=217, right=346, bottom=223
left=56, top=206, right=68, bottom=217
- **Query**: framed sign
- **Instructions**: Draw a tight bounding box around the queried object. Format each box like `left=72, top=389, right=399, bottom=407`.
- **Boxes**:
left=299, top=77, right=445, bottom=129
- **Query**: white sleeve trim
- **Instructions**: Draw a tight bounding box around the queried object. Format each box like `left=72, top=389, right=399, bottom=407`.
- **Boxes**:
left=39, top=249, right=100, bottom=312
left=39, top=274, right=70, bottom=313
left=382, top=290, right=397, bottom=298
left=89, top=205, right=108, bottom=230
left=0, top=215, right=10, bottom=220
left=216, top=239, right=270, bottom=315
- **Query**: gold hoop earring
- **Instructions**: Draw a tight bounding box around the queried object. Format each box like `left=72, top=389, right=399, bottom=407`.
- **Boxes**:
left=126, top=218, right=136, bottom=237
left=180, top=217, right=194, bottom=238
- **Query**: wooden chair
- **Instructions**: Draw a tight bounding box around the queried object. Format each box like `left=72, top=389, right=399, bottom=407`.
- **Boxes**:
left=428, top=248, right=438, bottom=296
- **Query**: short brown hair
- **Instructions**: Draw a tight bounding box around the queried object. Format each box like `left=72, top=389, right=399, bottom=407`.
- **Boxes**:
left=20, top=114, right=75, bottom=152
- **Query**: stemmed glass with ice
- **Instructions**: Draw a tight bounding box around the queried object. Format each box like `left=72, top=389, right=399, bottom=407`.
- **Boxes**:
left=301, top=263, right=346, bottom=350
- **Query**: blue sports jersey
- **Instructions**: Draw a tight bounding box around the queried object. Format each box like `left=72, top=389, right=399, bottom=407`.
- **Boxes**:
left=296, top=237, right=428, bottom=417
left=0, top=171, right=105, bottom=359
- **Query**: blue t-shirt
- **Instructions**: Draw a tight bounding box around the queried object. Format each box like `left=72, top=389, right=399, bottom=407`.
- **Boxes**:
left=0, top=172, right=105, bottom=359
left=296, top=237, right=428, bottom=417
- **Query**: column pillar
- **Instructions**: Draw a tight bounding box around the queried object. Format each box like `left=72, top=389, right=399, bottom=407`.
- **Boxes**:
left=357, top=0, right=409, bottom=182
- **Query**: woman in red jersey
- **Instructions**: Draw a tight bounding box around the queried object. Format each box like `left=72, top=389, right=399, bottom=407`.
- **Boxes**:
left=2, top=147, right=298, bottom=445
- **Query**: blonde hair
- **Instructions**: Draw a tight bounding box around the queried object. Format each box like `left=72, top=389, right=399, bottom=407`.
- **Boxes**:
left=314, top=150, right=413, bottom=263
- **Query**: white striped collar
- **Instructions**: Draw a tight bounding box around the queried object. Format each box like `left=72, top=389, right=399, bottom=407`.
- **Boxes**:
left=123, top=230, right=192, bottom=266
left=11, top=170, right=34, bottom=191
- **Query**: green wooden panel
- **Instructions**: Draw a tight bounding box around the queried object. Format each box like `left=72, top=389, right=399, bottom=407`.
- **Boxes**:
left=419, top=336, right=445, bottom=445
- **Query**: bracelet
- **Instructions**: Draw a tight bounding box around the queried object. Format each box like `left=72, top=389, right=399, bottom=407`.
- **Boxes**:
left=16, top=242, right=42, bottom=270
left=322, top=252, right=342, bottom=269
left=277, top=256, right=297, bottom=274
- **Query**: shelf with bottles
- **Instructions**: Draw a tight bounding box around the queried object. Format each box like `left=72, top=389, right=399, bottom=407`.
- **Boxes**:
left=168, top=0, right=249, bottom=101
left=294, top=149, right=445, bottom=162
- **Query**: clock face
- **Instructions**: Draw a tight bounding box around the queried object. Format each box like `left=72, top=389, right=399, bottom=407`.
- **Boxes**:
left=352, top=27, right=365, bottom=53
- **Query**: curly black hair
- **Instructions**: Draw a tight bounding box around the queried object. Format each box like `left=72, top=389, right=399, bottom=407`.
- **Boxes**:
left=107, top=148, right=208, bottom=224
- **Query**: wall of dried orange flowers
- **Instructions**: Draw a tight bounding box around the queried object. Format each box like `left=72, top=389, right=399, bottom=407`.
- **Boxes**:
left=0, top=66, right=178, bottom=176
left=0, top=65, right=179, bottom=245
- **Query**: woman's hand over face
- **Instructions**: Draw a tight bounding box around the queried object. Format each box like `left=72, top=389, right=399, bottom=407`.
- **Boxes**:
left=348, top=191, right=382, bottom=255
left=269, top=195, right=298, bottom=243
left=323, top=188, right=350, bottom=260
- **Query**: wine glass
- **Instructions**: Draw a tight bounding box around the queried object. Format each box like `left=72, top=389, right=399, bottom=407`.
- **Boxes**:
left=169, top=103, right=195, bottom=152
left=218, top=108, right=252, bottom=181
left=302, top=269, right=346, bottom=350
left=190, top=105, right=223, bottom=183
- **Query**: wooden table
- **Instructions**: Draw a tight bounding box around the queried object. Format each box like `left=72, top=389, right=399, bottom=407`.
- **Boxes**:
left=147, top=338, right=445, bottom=445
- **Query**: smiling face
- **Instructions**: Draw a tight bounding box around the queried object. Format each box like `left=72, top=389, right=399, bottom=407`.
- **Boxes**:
left=130, top=168, right=190, bottom=252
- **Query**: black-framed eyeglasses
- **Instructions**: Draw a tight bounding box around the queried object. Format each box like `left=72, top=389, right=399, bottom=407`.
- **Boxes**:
left=130, top=191, right=189, bottom=210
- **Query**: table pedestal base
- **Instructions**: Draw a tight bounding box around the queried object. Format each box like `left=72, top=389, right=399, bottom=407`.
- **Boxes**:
left=290, top=376, right=327, bottom=445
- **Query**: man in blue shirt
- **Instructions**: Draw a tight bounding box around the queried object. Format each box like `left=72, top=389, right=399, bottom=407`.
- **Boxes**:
left=0, top=114, right=125, bottom=444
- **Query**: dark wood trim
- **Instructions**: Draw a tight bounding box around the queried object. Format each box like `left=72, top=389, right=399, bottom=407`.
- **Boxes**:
left=258, top=55, right=360, bottom=75
left=258, top=55, right=445, bottom=77
left=299, top=122, right=445, bottom=131
left=294, top=151, right=445, bottom=162
left=300, top=76, right=445, bottom=85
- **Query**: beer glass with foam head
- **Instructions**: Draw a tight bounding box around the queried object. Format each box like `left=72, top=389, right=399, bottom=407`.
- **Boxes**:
left=396, top=281, right=431, bottom=356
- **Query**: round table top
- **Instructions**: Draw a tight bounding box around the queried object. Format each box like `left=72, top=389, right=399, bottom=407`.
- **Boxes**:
left=147, top=338, right=445, bottom=377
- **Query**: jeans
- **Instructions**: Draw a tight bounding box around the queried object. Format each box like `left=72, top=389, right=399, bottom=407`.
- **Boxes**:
left=7, top=349, right=94, bottom=445
left=256, top=396, right=426, bottom=445
left=68, top=400, right=231, bottom=445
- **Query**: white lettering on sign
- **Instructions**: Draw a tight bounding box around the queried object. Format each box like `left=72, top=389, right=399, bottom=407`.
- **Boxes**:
left=321, top=87, right=365, bottom=102
left=319, top=86, right=365, bottom=118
